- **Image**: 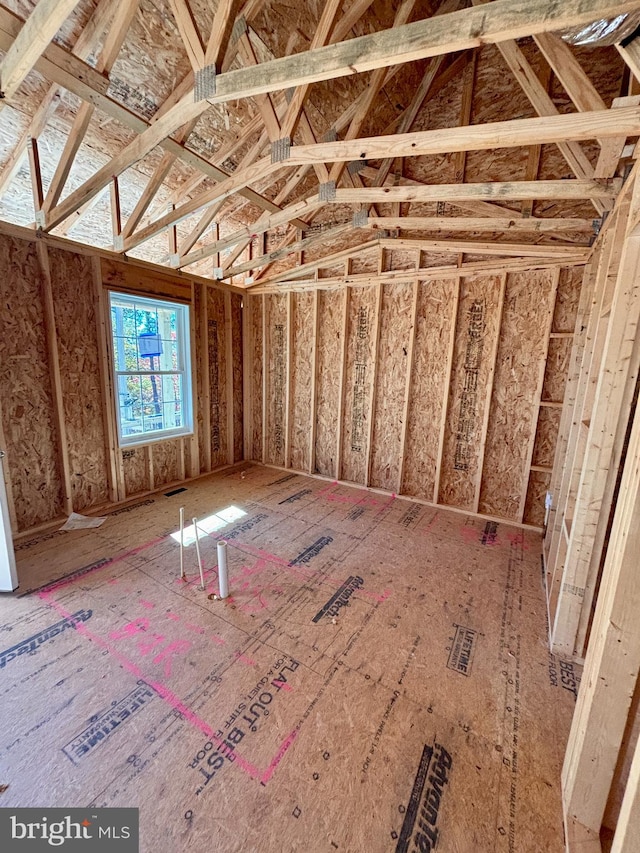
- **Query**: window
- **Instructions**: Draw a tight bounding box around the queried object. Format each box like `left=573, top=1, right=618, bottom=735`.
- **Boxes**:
left=109, top=292, right=192, bottom=446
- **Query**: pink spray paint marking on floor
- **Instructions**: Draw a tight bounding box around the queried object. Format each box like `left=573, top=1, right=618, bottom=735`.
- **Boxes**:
left=37, top=589, right=297, bottom=785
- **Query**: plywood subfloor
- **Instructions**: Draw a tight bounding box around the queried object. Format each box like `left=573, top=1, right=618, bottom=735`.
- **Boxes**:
left=0, top=465, right=580, bottom=852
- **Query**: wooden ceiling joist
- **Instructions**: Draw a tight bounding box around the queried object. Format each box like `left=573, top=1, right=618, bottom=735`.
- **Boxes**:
left=366, top=217, right=594, bottom=233
left=198, top=0, right=640, bottom=105
left=118, top=107, right=632, bottom=256
left=331, top=180, right=619, bottom=204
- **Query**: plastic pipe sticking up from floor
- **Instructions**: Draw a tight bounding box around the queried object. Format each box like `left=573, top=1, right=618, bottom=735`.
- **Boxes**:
left=217, top=541, right=229, bottom=599
left=179, top=506, right=185, bottom=579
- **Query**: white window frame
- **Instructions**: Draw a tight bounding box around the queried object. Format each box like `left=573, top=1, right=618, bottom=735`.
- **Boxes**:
left=108, top=291, right=193, bottom=448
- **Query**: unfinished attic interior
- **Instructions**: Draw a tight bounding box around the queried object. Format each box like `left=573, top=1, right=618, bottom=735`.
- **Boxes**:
left=3, top=0, right=640, bottom=849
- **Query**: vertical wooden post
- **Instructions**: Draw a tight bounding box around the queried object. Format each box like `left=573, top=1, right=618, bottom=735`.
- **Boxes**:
left=36, top=240, right=73, bottom=516
left=0, top=397, right=17, bottom=530
left=309, top=288, right=320, bottom=475
left=28, top=137, right=45, bottom=228
left=434, top=275, right=461, bottom=504
left=397, top=277, right=419, bottom=494
left=188, top=281, right=200, bottom=478
left=110, top=176, right=123, bottom=250
left=92, top=256, right=122, bottom=503
left=562, top=393, right=640, bottom=838
left=365, top=281, right=383, bottom=487
left=224, top=290, right=235, bottom=465
left=284, top=290, right=294, bottom=469
left=261, top=294, right=268, bottom=464
left=335, top=283, right=350, bottom=481
left=242, top=293, right=253, bottom=461
left=199, top=282, right=212, bottom=472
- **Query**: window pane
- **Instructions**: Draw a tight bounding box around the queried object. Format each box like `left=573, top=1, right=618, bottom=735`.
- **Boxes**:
left=109, top=293, right=191, bottom=446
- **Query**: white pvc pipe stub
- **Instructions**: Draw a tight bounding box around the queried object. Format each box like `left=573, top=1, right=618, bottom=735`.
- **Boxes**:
left=217, top=541, right=229, bottom=599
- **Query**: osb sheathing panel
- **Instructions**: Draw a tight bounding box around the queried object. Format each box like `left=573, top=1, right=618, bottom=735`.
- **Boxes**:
left=370, top=282, right=413, bottom=492
left=462, top=43, right=533, bottom=187
left=249, top=295, right=263, bottom=462
left=152, top=439, right=181, bottom=488
left=264, top=294, right=288, bottom=468
left=340, top=286, right=377, bottom=485
left=532, top=407, right=562, bottom=470
left=553, top=266, right=584, bottom=333
left=0, top=235, right=63, bottom=529
left=289, top=293, right=314, bottom=472
left=207, top=287, right=229, bottom=471
left=402, top=279, right=456, bottom=500
left=122, top=447, right=148, bottom=497
left=385, top=250, right=416, bottom=272
left=439, top=275, right=503, bottom=510
left=232, top=294, right=244, bottom=464
left=350, top=254, right=378, bottom=275
left=542, top=338, right=572, bottom=404
left=524, top=470, right=551, bottom=527
left=2, top=466, right=579, bottom=853
left=479, top=270, right=555, bottom=521
left=314, top=290, right=343, bottom=477
left=49, top=246, right=109, bottom=512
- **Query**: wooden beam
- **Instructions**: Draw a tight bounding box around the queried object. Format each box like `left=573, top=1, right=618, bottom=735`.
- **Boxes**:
left=27, top=137, right=44, bottom=225
left=533, top=32, right=607, bottom=113
left=36, top=241, right=73, bottom=516
left=289, top=107, right=640, bottom=166
left=612, top=723, right=640, bottom=852
left=365, top=282, right=383, bottom=487
left=367, top=216, right=594, bottom=233
left=453, top=48, right=476, bottom=183
left=0, top=0, right=85, bottom=100
left=110, top=177, right=122, bottom=249
left=42, top=0, right=140, bottom=215
left=398, top=278, right=419, bottom=493
left=242, top=293, right=252, bottom=460
left=261, top=294, right=267, bottom=463
left=178, top=195, right=323, bottom=268
left=204, top=0, right=243, bottom=68
left=121, top=158, right=277, bottom=251
left=434, top=276, right=461, bottom=503
left=255, top=255, right=586, bottom=289
left=199, top=282, right=212, bottom=472
left=562, top=389, right=640, bottom=834
left=552, top=190, right=640, bottom=657
left=93, top=257, right=124, bottom=501
left=223, top=224, right=352, bottom=279
left=335, top=283, right=350, bottom=480
left=284, top=291, right=293, bottom=468
left=309, top=289, right=320, bottom=474
left=130, top=105, right=629, bottom=256
left=0, top=0, right=120, bottom=200
left=168, top=0, right=204, bottom=71
left=332, top=181, right=619, bottom=204
left=377, top=238, right=590, bottom=259
left=224, top=291, right=235, bottom=465
left=198, top=0, right=640, bottom=105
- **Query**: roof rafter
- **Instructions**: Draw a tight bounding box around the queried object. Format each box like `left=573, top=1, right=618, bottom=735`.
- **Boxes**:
left=33, top=0, right=638, bottom=231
